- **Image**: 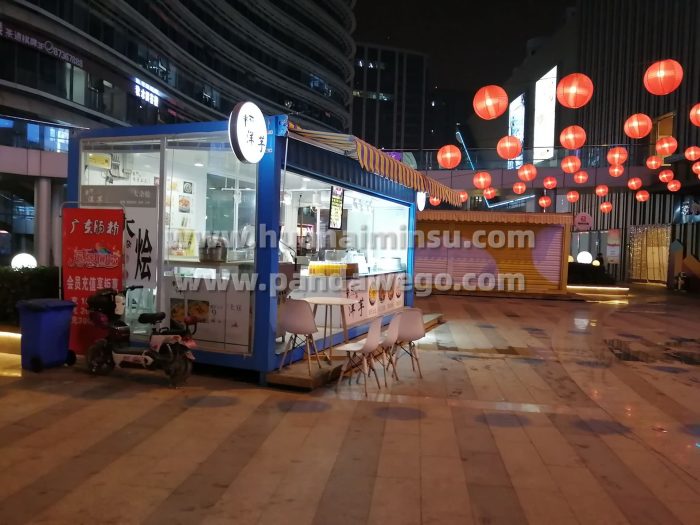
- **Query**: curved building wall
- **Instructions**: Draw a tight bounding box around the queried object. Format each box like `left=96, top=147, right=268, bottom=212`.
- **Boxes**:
left=0, top=0, right=355, bottom=130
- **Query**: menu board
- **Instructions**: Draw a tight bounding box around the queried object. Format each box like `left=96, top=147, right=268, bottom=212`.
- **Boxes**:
left=329, top=186, right=344, bottom=230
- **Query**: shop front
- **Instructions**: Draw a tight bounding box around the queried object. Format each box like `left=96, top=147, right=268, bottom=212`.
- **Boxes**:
left=67, top=108, right=460, bottom=381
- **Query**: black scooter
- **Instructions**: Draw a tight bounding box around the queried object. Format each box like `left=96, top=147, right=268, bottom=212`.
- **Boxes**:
left=85, top=286, right=196, bottom=386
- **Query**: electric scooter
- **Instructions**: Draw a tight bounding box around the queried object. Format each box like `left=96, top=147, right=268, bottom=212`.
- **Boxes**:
left=85, top=286, right=196, bottom=386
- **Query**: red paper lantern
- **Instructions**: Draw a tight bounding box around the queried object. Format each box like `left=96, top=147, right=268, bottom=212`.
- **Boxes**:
left=635, top=190, right=650, bottom=202
left=600, top=201, right=613, bottom=214
left=561, top=155, right=581, bottom=174
left=627, top=177, right=643, bottom=190
left=538, top=195, right=552, bottom=208
left=624, top=113, right=653, bottom=139
left=429, top=196, right=441, bottom=206
left=656, top=136, right=678, bottom=156
left=609, top=164, right=624, bottom=177
left=643, top=59, right=683, bottom=96
left=473, top=85, right=508, bottom=120
left=556, top=73, right=594, bottom=109
left=646, top=155, right=662, bottom=169
left=496, top=135, right=522, bottom=160
left=690, top=103, right=700, bottom=127
left=473, top=171, right=492, bottom=190
left=559, top=125, right=587, bottom=149
left=437, top=145, right=462, bottom=169
left=543, top=176, right=557, bottom=189
left=566, top=190, right=579, bottom=203
left=483, top=187, right=497, bottom=199
left=517, top=164, right=537, bottom=182
left=458, top=190, right=469, bottom=203
left=607, top=147, right=628, bottom=165
left=667, top=180, right=681, bottom=192
left=693, top=161, right=700, bottom=176
left=684, top=146, right=700, bottom=161
left=658, top=169, right=674, bottom=183
left=573, top=170, right=589, bottom=184
left=512, top=182, right=526, bottom=195
left=595, top=184, right=609, bottom=197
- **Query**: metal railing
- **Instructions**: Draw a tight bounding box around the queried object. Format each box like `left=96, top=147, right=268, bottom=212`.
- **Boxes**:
left=392, top=144, right=652, bottom=171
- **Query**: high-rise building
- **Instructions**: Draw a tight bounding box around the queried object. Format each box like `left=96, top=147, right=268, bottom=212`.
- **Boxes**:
left=0, top=0, right=355, bottom=265
left=351, top=44, right=428, bottom=150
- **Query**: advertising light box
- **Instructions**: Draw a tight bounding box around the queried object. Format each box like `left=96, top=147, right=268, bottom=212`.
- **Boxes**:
left=533, top=66, right=557, bottom=164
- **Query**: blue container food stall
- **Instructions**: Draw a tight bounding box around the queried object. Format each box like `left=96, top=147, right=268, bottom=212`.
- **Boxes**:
left=67, top=104, right=459, bottom=383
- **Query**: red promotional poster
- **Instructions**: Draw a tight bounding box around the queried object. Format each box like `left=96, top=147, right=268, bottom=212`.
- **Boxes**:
left=62, top=208, right=124, bottom=354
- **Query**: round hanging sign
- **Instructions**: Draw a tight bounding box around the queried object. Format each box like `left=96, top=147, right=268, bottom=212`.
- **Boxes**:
left=228, top=101, right=268, bottom=163
left=574, top=212, right=593, bottom=232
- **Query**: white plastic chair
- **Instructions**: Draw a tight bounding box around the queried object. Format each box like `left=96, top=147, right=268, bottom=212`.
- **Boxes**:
left=393, top=307, right=425, bottom=379
left=376, top=313, right=403, bottom=386
left=335, top=318, right=382, bottom=396
left=278, top=299, right=325, bottom=375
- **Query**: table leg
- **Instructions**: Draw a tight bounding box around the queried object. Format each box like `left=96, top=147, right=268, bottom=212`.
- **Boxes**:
left=328, top=306, right=334, bottom=362
left=341, top=305, right=349, bottom=343
left=323, top=305, right=329, bottom=352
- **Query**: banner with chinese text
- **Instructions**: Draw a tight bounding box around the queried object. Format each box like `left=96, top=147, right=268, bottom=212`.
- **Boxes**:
left=62, top=207, right=124, bottom=354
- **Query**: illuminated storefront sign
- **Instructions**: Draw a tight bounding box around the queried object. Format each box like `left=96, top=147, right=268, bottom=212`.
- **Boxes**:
left=0, top=19, right=83, bottom=67
left=228, top=101, right=267, bottom=164
left=134, top=78, right=160, bottom=107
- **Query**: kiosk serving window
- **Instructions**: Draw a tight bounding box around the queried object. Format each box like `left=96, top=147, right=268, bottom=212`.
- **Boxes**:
left=280, top=171, right=409, bottom=274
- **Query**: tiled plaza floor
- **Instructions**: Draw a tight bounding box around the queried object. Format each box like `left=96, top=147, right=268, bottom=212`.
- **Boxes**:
left=0, top=286, right=699, bottom=524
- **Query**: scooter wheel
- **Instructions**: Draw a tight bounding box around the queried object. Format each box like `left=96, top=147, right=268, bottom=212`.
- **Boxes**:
left=166, top=348, right=192, bottom=387
left=65, top=350, right=77, bottom=367
left=86, top=340, right=114, bottom=375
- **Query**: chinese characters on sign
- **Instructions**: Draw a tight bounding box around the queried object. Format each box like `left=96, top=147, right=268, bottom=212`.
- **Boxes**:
left=0, top=20, right=83, bottom=67
left=228, top=101, right=268, bottom=164
left=329, top=186, right=344, bottom=230
left=123, top=207, right=159, bottom=287
left=62, top=208, right=124, bottom=354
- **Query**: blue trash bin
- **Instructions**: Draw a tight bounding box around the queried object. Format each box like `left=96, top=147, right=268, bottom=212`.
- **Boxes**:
left=16, top=299, right=76, bottom=371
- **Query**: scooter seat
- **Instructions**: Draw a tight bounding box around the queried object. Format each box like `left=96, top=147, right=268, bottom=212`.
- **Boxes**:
left=138, top=312, right=166, bottom=324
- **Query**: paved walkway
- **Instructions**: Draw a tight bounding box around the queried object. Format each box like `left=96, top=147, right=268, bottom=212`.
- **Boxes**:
left=0, top=286, right=698, bottom=524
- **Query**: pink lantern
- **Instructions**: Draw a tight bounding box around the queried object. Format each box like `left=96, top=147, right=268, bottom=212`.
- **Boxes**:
left=607, top=147, right=628, bottom=165
left=559, top=125, right=587, bottom=149
left=561, top=155, right=581, bottom=174
left=573, top=171, right=589, bottom=184
left=684, top=146, right=700, bottom=161
left=556, top=73, right=594, bottom=108
left=512, top=182, right=526, bottom=195
left=595, top=184, right=609, bottom=197
left=496, top=135, right=522, bottom=160
left=643, top=59, right=683, bottom=96
left=609, top=164, right=624, bottom=177
left=635, top=190, right=650, bottom=202
left=656, top=136, right=678, bottom=156
left=667, top=180, right=681, bottom=192
left=473, top=171, right=492, bottom=190
left=658, top=169, right=674, bottom=183
left=599, top=201, right=613, bottom=214
left=473, top=85, right=508, bottom=120
left=624, top=113, right=653, bottom=139
left=517, top=164, right=537, bottom=182
left=543, top=176, right=557, bottom=189
left=483, top=187, right=497, bottom=199
left=538, top=195, right=552, bottom=208
left=627, top=177, right=643, bottom=190
left=646, top=155, right=662, bottom=169
left=566, top=190, right=579, bottom=203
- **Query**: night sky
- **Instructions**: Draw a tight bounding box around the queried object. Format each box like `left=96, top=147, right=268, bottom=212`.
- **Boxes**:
left=354, top=0, right=573, bottom=95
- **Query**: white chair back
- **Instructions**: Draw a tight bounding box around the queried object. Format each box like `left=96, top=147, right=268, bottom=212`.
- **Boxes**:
left=397, top=307, right=425, bottom=342
left=279, top=299, right=317, bottom=335
left=361, top=318, right=382, bottom=354
left=381, top=313, right=402, bottom=348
